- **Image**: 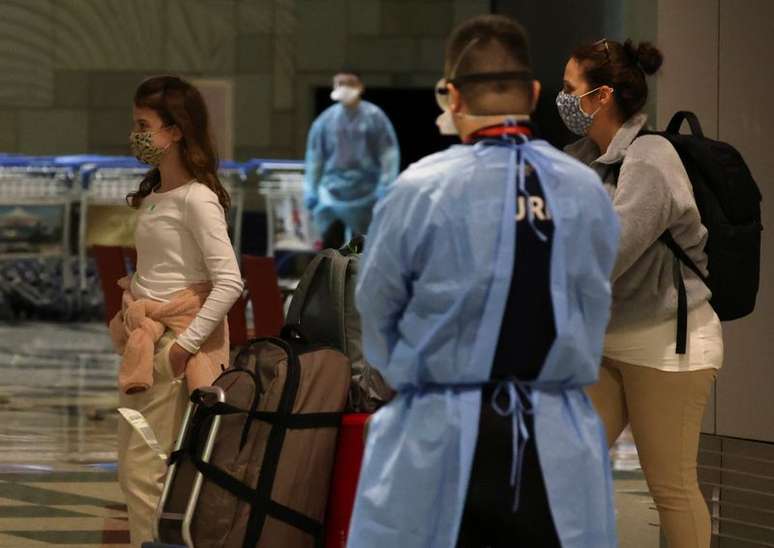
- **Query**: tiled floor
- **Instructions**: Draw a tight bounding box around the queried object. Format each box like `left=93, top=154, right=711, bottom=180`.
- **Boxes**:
left=613, top=433, right=660, bottom=548
left=0, top=322, right=660, bottom=548
left=0, top=323, right=128, bottom=547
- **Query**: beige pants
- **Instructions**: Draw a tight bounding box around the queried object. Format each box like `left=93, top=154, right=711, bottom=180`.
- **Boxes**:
left=587, top=357, right=717, bottom=548
left=117, top=332, right=188, bottom=547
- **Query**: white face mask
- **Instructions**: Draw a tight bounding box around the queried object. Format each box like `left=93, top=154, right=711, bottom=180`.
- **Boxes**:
left=331, top=85, right=361, bottom=105
left=436, top=110, right=459, bottom=136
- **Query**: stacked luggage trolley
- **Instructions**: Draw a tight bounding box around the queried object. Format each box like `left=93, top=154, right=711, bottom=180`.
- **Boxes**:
left=254, top=160, right=318, bottom=258
left=0, top=152, right=324, bottom=326
left=0, top=155, right=82, bottom=320
left=0, top=155, right=263, bottom=321
left=77, top=158, right=146, bottom=294
left=251, top=160, right=320, bottom=312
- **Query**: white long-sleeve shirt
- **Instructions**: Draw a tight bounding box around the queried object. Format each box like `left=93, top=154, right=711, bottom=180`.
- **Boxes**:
left=131, top=180, right=244, bottom=354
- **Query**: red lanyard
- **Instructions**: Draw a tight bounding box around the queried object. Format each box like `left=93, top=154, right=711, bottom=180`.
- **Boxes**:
left=466, top=124, right=533, bottom=143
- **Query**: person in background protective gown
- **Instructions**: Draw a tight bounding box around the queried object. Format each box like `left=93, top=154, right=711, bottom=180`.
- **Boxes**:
left=303, top=71, right=400, bottom=250
left=348, top=15, right=620, bottom=548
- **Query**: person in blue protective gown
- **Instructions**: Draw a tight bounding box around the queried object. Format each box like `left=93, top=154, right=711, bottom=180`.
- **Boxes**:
left=303, top=71, right=400, bottom=249
left=347, top=15, right=620, bottom=548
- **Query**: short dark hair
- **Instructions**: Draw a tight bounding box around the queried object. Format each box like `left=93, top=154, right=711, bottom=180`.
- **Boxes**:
left=572, top=39, right=664, bottom=120
left=335, top=69, right=362, bottom=81
left=444, top=15, right=533, bottom=114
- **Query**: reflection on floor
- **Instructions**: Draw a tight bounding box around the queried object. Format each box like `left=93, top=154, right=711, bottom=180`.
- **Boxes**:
left=0, top=322, right=660, bottom=547
left=613, top=430, right=660, bottom=548
left=0, top=323, right=127, bottom=547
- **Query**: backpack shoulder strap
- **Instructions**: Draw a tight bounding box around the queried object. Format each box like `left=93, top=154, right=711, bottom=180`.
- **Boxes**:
left=659, top=230, right=710, bottom=355
left=329, top=251, right=353, bottom=350
left=659, top=231, right=709, bottom=285
left=606, top=162, right=622, bottom=185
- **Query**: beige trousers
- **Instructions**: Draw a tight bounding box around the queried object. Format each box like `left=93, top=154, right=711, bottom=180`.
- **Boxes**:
left=117, top=332, right=188, bottom=547
left=586, top=357, right=717, bottom=548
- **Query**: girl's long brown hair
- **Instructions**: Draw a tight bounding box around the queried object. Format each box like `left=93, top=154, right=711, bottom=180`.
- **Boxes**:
left=127, top=76, right=230, bottom=214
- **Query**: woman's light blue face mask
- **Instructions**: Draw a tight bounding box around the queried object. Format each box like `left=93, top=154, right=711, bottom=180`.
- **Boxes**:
left=555, top=87, right=603, bottom=136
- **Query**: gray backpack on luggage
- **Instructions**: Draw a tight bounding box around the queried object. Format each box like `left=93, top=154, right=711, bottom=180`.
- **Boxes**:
left=286, top=237, right=393, bottom=412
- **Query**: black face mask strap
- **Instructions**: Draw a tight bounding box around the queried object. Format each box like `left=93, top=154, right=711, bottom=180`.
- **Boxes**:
left=448, top=71, right=534, bottom=87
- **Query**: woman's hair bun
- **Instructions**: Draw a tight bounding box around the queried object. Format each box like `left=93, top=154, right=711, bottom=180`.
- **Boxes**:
left=623, top=39, right=664, bottom=75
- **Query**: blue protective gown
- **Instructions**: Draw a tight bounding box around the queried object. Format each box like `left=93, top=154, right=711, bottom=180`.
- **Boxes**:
left=348, top=138, right=620, bottom=548
left=303, top=100, right=400, bottom=235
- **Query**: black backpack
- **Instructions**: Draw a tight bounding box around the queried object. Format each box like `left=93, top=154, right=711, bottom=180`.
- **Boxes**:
left=617, top=111, right=762, bottom=353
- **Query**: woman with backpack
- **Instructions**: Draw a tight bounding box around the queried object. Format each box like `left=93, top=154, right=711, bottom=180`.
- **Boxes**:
left=560, top=39, right=722, bottom=547
left=111, top=75, right=243, bottom=546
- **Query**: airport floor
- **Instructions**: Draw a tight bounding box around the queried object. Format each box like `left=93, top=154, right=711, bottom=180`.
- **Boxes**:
left=0, top=322, right=660, bottom=548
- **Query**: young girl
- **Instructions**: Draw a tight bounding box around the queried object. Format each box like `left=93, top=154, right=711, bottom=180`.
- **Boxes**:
left=114, top=75, right=243, bottom=546
left=560, top=40, right=722, bottom=547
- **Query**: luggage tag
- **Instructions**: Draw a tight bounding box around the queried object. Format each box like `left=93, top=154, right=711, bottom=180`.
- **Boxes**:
left=118, top=408, right=167, bottom=461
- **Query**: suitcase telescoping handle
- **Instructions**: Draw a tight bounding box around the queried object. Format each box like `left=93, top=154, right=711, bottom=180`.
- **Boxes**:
left=191, top=387, right=225, bottom=408
left=152, top=386, right=226, bottom=547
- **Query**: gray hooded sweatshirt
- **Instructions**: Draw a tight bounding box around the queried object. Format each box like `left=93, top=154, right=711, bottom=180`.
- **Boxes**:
left=565, top=113, right=712, bottom=331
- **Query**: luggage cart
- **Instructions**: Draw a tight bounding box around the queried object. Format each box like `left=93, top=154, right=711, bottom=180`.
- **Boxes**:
left=0, top=159, right=80, bottom=319
left=218, top=160, right=247, bottom=258
left=77, top=161, right=146, bottom=293
left=254, top=160, right=319, bottom=301
left=255, top=160, right=318, bottom=258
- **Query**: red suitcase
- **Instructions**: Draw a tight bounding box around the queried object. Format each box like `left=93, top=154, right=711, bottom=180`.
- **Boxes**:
left=325, top=413, right=370, bottom=548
